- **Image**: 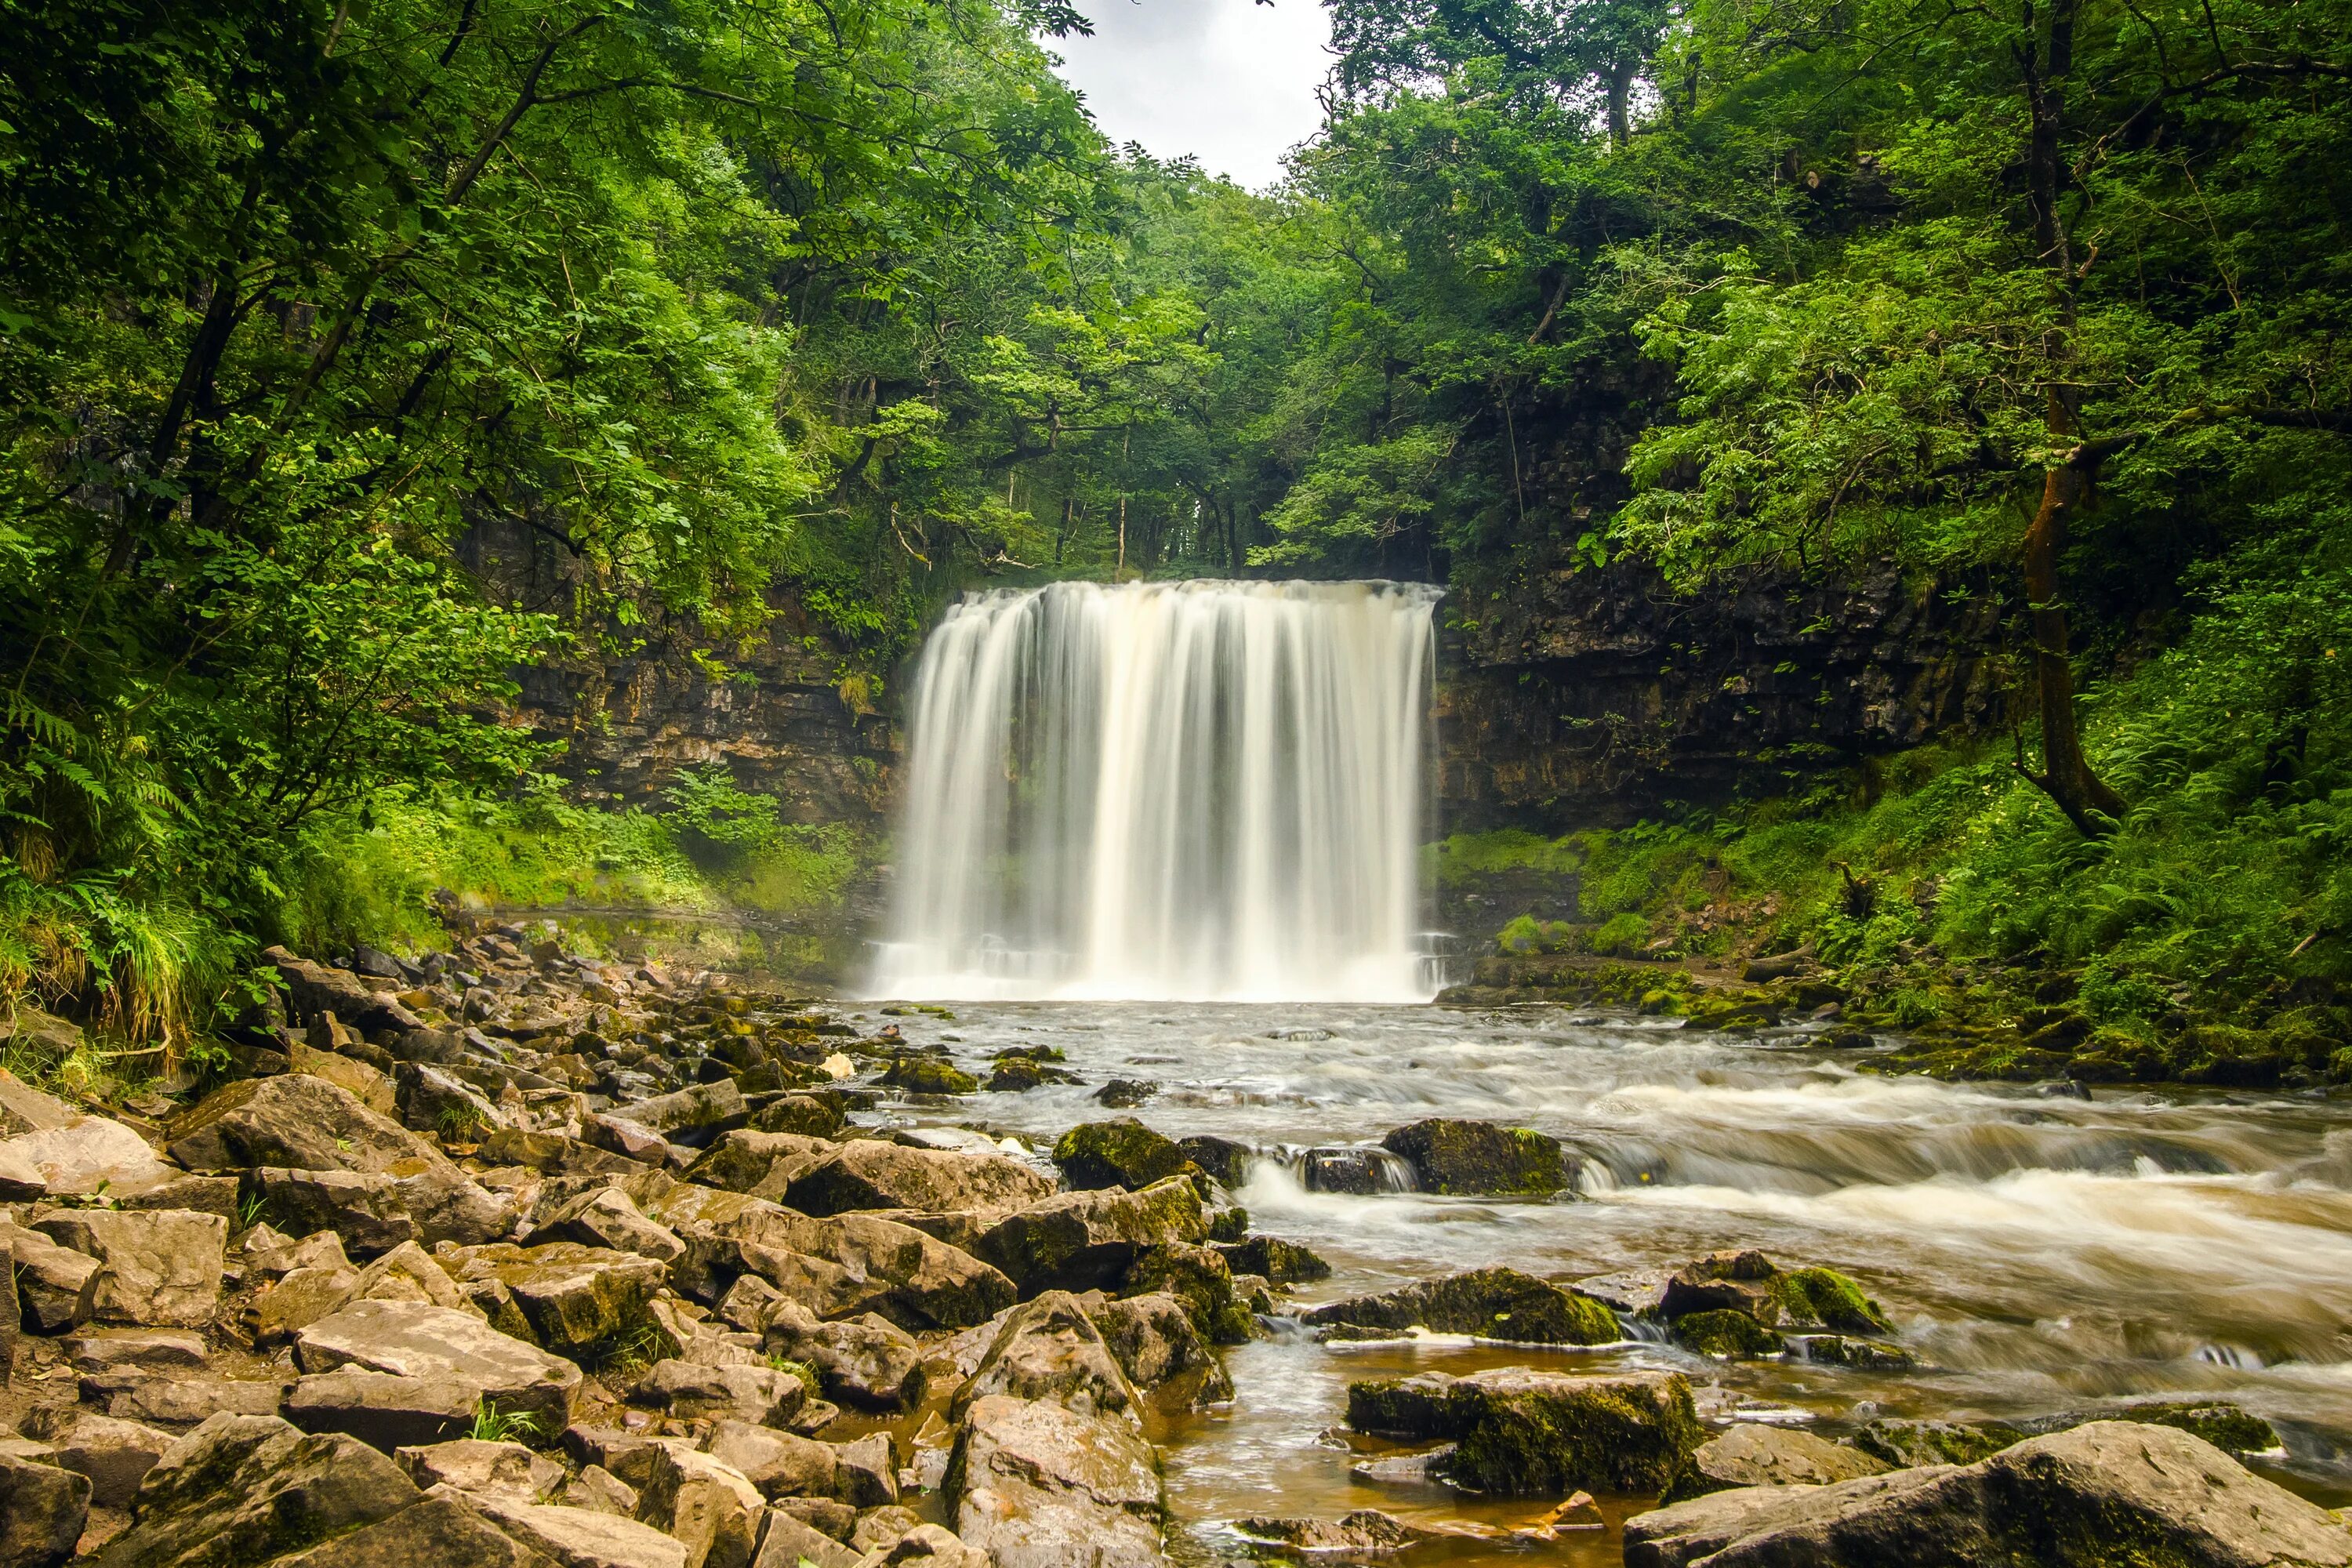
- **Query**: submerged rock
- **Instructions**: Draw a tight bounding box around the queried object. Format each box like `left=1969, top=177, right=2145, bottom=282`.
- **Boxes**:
left=1624, top=1421, right=2352, bottom=1568
left=1672, top=1308, right=1785, bottom=1359
left=1347, top=1367, right=1702, bottom=1497
left=1306, top=1267, right=1617, bottom=1346
left=1379, top=1119, right=1577, bottom=1196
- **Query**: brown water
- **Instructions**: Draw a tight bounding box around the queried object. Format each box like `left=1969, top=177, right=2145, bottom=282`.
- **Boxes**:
left=860, top=1000, right=2352, bottom=1562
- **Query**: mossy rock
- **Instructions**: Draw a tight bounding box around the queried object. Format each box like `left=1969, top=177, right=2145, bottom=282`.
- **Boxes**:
left=1305, top=1267, right=1617, bottom=1346
left=880, top=1058, right=978, bottom=1095
left=1789, top=1334, right=1918, bottom=1371
left=1347, top=1368, right=1702, bottom=1497
left=1214, top=1235, right=1331, bottom=1286
left=1851, top=1418, right=2024, bottom=1468
left=991, top=1045, right=1067, bottom=1063
left=749, top=1093, right=847, bottom=1138
left=1206, top=1203, right=1250, bottom=1243
left=1094, top=1078, right=1159, bottom=1109
left=982, top=1058, right=1079, bottom=1092
left=1179, top=1134, right=1254, bottom=1187
left=1773, top=1267, right=1892, bottom=1334
left=1123, top=1243, right=1252, bottom=1345
left=2113, top=1401, right=2278, bottom=1454
left=1380, top=1118, right=1574, bottom=1196
left=1053, top=1118, right=1196, bottom=1191
left=1672, top=1308, right=1785, bottom=1359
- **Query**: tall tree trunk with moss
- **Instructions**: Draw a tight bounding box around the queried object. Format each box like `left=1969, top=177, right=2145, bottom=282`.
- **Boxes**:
left=2014, top=0, right=2129, bottom=836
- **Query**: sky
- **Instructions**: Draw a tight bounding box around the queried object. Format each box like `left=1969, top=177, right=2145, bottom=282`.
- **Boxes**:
left=1047, top=0, right=1334, bottom=191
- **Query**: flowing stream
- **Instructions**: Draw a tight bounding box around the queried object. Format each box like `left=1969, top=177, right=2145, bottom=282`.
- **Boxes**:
left=861, top=1001, right=2352, bottom=1563
left=870, top=580, right=1439, bottom=1004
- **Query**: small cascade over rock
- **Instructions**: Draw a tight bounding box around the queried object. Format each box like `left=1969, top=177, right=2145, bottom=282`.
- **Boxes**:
left=870, top=579, right=1439, bottom=1002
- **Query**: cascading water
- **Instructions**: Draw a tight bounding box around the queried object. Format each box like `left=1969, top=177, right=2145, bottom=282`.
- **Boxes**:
left=869, top=579, right=1438, bottom=1002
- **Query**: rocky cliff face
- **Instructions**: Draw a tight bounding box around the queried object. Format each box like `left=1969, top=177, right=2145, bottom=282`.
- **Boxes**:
left=1437, top=558, right=2011, bottom=831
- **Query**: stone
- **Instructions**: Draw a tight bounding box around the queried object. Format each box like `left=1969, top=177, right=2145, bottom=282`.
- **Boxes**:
left=1657, top=1249, right=1783, bottom=1322
left=0, top=1061, right=80, bottom=1134
left=1233, top=1511, right=1432, bottom=1554
left=272, top=1493, right=561, bottom=1568
left=0, top=1450, right=89, bottom=1568
left=782, top=1140, right=1055, bottom=1222
left=463, top=1493, right=691, bottom=1568
left=702, top=1421, right=840, bottom=1502
left=0, top=1219, right=96, bottom=1330
left=850, top=1504, right=924, bottom=1554
left=535, top=1187, right=684, bottom=1261
left=82, top=1413, right=419, bottom=1568
left=1623, top=1421, right=2352, bottom=1568
left=396, top=1063, right=510, bottom=1139
left=630, top=1360, right=808, bottom=1427
left=750, top=1511, right=861, bottom=1568
left=1175, top=1136, right=1253, bottom=1187
left=441, top=1242, right=666, bottom=1355
left=41, top=1411, right=175, bottom=1508
left=285, top=1367, right=483, bottom=1450
left=245, top=1261, right=365, bottom=1344
left=950, top=1395, right=1168, bottom=1568
left=570, top=1465, right=641, bottom=1517
left=608, top=1080, right=746, bottom=1141
left=249, top=1167, right=421, bottom=1256
left=168, top=1074, right=447, bottom=1176
left=833, top=1432, right=898, bottom=1508
left=1088, top=1292, right=1233, bottom=1408
left=1, top=1112, right=176, bottom=1196
left=974, top=1176, right=1208, bottom=1295
left=760, top=1302, right=926, bottom=1410
left=1347, top=1367, right=1703, bottom=1497
left=267, top=946, right=424, bottom=1035
left=2100, top=1400, right=2281, bottom=1455
left=880, top=1058, right=978, bottom=1095
left=397, top=1438, right=569, bottom=1504
left=1120, top=1243, right=1250, bottom=1344
left=351, top=1238, right=474, bottom=1311
left=32, top=1209, right=226, bottom=1327
left=1659, top=1425, right=1893, bottom=1504
left=634, top=1444, right=764, bottom=1568
left=93, top=1374, right=290, bottom=1427
left=1093, top=1080, right=1158, bottom=1109
left=1849, top=1418, right=2024, bottom=1468
left=682, top=1131, right=837, bottom=1194
left=1298, top=1147, right=1399, bottom=1194
left=398, top=1163, right=521, bottom=1247
left=583, top=1113, right=678, bottom=1165
left=296, top=1300, right=583, bottom=1430
left=749, top=1095, right=848, bottom=1139
left=0, top=1142, right=42, bottom=1200
left=1213, top=1234, right=1330, bottom=1285
left=1674, top=1308, right=1787, bottom=1358
left=884, top=1524, right=990, bottom=1568
left=1306, top=1266, right=1617, bottom=1346
left=1379, top=1118, right=1574, bottom=1196
left=1051, top=1120, right=1195, bottom=1192
left=770, top=1497, right=856, bottom=1543
left=290, top=1041, right=399, bottom=1117
left=116, top=1173, right=241, bottom=1218
left=954, top=1290, right=1140, bottom=1421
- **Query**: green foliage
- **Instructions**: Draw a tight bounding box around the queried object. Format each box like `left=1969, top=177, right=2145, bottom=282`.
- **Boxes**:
left=470, top=1402, right=546, bottom=1445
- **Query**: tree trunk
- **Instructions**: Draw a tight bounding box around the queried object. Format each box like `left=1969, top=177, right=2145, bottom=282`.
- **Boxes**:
left=1606, top=60, right=1635, bottom=147
left=2019, top=442, right=2129, bottom=833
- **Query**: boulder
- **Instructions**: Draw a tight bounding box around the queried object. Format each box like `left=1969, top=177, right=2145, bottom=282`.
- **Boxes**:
left=533, top=1187, right=684, bottom=1263
left=285, top=1367, right=485, bottom=1450
left=1093, top=1080, right=1158, bottom=1109
left=397, top=1163, right=520, bottom=1248
left=633, top=1445, right=764, bottom=1568
left=832, top=1432, right=898, bottom=1508
left=702, top=1421, right=840, bottom=1502
left=1347, top=1367, right=1702, bottom=1496
left=953, top=1290, right=1140, bottom=1421
left=0, top=1060, right=81, bottom=1134
left=879, top=1059, right=978, bottom=1095
left=295, top=1300, right=583, bottom=1430
left=1674, top=1308, right=1787, bottom=1359
left=1379, top=1118, right=1574, bottom=1196
left=289, top=1041, right=398, bottom=1118
left=1175, top=1136, right=1252, bottom=1188
left=394, top=1063, right=508, bottom=1139
left=974, top=1177, right=1207, bottom=1295
left=0, top=1218, right=97, bottom=1330
left=2, top=1112, right=176, bottom=1196
left=1050, top=1121, right=1195, bottom=1192
left=949, top=1395, right=1167, bottom=1568
left=658, top=1188, right=1014, bottom=1330
left=608, top=1080, right=746, bottom=1142
left=782, top=1141, right=1055, bottom=1223
left=249, top=1168, right=421, bottom=1256
left=747, top=1095, right=848, bottom=1139
left=463, top=1492, right=692, bottom=1568
left=245, top=1261, right=365, bottom=1345
left=880, top=1524, right=991, bottom=1568
left=396, top=1438, right=568, bottom=1504
left=1657, top=1251, right=1890, bottom=1334
left=1212, top=1235, right=1330, bottom=1285
left=272, top=1493, right=561, bottom=1568
left=82, top=1413, right=418, bottom=1568
left=441, top=1242, right=666, bottom=1356
left=1623, top=1421, right=2352, bottom=1568
left=0, top=1142, right=42, bottom=1200
left=1120, top=1243, right=1250, bottom=1344
left=1305, top=1267, right=1616, bottom=1346
left=168, top=1075, right=446, bottom=1176
left=32, top=1209, right=226, bottom=1327
left=1849, top=1418, right=2024, bottom=1468
left=630, top=1360, right=808, bottom=1428
left=34, top=1410, right=175, bottom=1508
left=1298, top=1147, right=1400, bottom=1194
left=0, top=1450, right=89, bottom=1568
left=85, top=1372, right=289, bottom=1428
left=1232, top=1512, right=1434, bottom=1554
left=681, top=1131, right=834, bottom=1196
left=266, top=946, right=423, bottom=1034
left=749, top=1511, right=861, bottom=1568
left=760, top=1302, right=926, bottom=1410
left=1659, top=1425, right=1893, bottom=1504
left=116, top=1172, right=241, bottom=1218
left=1087, top=1292, right=1233, bottom=1408
left=350, top=1239, right=475, bottom=1312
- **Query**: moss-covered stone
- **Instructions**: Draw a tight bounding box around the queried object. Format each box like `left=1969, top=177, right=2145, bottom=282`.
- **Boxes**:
left=1379, top=1118, right=1574, bottom=1196
left=1789, top=1334, right=1918, bottom=1370
left=1214, top=1235, right=1331, bottom=1286
left=1123, top=1243, right=1253, bottom=1345
left=1053, top=1118, right=1196, bottom=1191
left=1671, top=1308, right=1784, bottom=1359
left=1178, top=1134, right=1254, bottom=1187
left=1347, top=1367, right=1702, bottom=1497
left=880, top=1058, right=978, bottom=1095
left=748, top=1094, right=847, bottom=1138
left=1306, top=1268, right=1617, bottom=1346
left=1850, top=1418, right=2024, bottom=1468
left=1206, top=1204, right=1250, bottom=1243
left=974, top=1175, right=1210, bottom=1294
left=1773, top=1266, right=1892, bottom=1334
left=2113, top=1401, right=2278, bottom=1454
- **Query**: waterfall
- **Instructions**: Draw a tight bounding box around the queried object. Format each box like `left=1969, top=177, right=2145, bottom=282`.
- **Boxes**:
left=869, top=579, right=1439, bottom=1003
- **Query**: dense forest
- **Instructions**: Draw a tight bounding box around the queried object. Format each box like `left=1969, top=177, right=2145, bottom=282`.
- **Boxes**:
left=3, top=0, right=2349, bottom=1080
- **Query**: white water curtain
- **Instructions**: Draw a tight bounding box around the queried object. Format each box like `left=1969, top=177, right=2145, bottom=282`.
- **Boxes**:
left=870, top=579, right=1438, bottom=1002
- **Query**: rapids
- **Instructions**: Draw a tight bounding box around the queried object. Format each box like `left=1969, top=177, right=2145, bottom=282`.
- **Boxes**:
left=861, top=999, right=2352, bottom=1563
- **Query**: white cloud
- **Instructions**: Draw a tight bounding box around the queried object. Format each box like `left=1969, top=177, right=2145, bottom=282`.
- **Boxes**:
left=1049, top=0, right=1332, bottom=190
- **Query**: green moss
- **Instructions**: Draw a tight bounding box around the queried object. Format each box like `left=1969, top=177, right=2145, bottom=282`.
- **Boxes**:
left=2117, top=1402, right=2278, bottom=1454
left=880, top=1058, right=978, bottom=1094
left=1592, top=911, right=1651, bottom=956
left=1054, top=1118, right=1196, bottom=1190
left=1381, top=1118, right=1573, bottom=1196
left=1307, top=1267, right=1617, bottom=1345
left=1346, top=1370, right=1705, bottom=1497
left=1773, top=1267, right=1892, bottom=1334
left=1672, top=1308, right=1786, bottom=1359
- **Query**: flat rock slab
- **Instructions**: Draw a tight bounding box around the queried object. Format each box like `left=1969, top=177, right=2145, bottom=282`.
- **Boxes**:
left=2, top=1113, right=177, bottom=1196
left=1660, top=1424, right=1893, bottom=1504
left=952, top=1394, right=1168, bottom=1568
left=1624, top=1420, right=2352, bottom=1568
left=169, top=1074, right=447, bottom=1177
left=274, top=1493, right=561, bottom=1568
left=35, top=1209, right=227, bottom=1327
left=464, top=1492, right=692, bottom=1568
left=782, top=1140, right=1055, bottom=1222
left=296, top=1299, right=583, bottom=1428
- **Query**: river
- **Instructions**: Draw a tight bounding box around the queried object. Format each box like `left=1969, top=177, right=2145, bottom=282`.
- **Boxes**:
left=855, top=998, right=2352, bottom=1563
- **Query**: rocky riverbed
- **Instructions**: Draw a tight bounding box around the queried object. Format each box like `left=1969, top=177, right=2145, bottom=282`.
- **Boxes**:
left=2, top=924, right=2349, bottom=1566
